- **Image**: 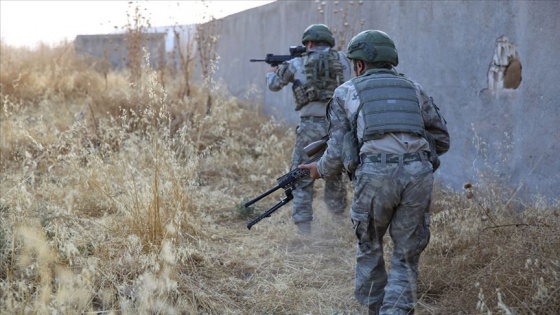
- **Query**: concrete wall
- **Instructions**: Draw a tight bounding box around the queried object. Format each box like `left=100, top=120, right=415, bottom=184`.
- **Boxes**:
left=212, top=0, right=560, bottom=201
left=75, top=33, right=167, bottom=69
left=72, top=1, right=560, bottom=201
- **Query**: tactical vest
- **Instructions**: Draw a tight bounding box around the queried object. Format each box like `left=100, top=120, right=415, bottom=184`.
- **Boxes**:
left=352, top=71, right=425, bottom=141
left=293, top=50, right=344, bottom=110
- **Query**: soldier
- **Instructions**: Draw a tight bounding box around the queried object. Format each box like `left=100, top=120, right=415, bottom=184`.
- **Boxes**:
left=299, top=30, right=450, bottom=314
left=266, top=24, right=352, bottom=234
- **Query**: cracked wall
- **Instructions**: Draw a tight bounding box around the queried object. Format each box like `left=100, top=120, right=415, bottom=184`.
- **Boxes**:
left=488, top=36, right=522, bottom=91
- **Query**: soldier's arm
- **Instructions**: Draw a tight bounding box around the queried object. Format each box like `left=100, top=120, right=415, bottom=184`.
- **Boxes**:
left=266, top=60, right=297, bottom=91
left=317, top=86, right=351, bottom=178
left=416, top=83, right=450, bottom=156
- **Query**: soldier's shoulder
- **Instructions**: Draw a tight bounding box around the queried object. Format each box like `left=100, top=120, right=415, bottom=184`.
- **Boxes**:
left=411, top=81, right=430, bottom=97
left=399, top=75, right=426, bottom=94
left=334, top=80, right=356, bottom=96
left=289, top=56, right=304, bottom=67
left=280, top=57, right=303, bottom=71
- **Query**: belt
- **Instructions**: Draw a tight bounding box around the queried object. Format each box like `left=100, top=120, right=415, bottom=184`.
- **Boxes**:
left=360, top=152, right=427, bottom=164
left=300, top=116, right=326, bottom=122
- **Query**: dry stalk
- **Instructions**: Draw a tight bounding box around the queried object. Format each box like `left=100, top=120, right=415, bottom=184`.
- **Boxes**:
left=172, top=25, right=196, bottom=99
left=196, top=16, right=221, bottom=116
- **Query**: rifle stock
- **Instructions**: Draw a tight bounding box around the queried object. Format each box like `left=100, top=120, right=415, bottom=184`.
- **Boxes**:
left=303, top=135, right=328, bottom=157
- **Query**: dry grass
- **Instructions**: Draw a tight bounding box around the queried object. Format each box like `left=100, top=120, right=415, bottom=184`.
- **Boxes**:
left=0, top=41, right=558, bottom=315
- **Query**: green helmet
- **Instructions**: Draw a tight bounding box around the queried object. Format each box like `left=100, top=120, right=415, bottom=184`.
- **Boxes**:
left=346, top=30, right=399, bottom=66
left=301, top=24, right=335, bottom=47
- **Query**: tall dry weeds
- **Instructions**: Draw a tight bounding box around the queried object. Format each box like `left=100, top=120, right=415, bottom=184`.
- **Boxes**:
left=1, top=27, right=559, bottom=315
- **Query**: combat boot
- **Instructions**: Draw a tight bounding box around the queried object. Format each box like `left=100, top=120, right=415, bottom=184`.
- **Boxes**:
left=368, top=303, right=381, bottom=315
left=296, top=221, right=311, bottom=235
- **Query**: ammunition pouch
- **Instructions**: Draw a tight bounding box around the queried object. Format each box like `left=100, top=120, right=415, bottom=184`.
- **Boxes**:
left=293, top=81, right=319, bottom=110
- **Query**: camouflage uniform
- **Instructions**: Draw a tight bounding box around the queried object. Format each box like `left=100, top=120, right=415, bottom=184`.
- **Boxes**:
left=317, top=67, right=450, bottom=314
left=267, top=45, right=352, bottom=226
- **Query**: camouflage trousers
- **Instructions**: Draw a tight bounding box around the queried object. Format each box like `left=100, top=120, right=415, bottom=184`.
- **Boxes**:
left=350, top=156, right=433, bottom=314
left=290, top=117, right=347, bottom=223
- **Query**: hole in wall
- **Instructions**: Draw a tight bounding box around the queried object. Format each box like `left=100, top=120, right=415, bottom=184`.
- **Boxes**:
left=487, top=35, right=522, bottom=90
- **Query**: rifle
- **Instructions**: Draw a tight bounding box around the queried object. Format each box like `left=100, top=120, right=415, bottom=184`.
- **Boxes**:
left=249, top=45, right=307, bottom=67
left=245, top=135, right=328, bottom=230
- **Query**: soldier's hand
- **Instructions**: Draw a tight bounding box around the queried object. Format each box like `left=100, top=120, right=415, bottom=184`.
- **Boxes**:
left=298, top=162, right=321, bottom=179
left=268, top=65, right=278, bottom=73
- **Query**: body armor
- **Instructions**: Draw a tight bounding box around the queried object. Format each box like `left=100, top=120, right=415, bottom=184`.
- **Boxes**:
left=342, top=70, right=425, bottom=175
left=293, top=50, right=344, bottom=110
left=353, top=71, right=425, bottom=140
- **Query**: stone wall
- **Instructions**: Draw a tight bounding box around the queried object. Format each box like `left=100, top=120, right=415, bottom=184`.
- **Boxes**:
left=74, top=33, right=166, bottom=69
